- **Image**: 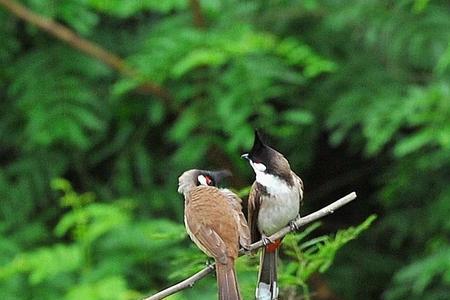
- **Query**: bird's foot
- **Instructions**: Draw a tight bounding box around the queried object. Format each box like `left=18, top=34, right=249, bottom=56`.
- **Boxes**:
left=205, top=258, right=214, bottom=266
left=261, top=235, right=274, bottom=246
left=242, top=242, right=251, bottom=251
left=289, top=215, right=301, bottom=231
left=238, top=242, right=253, bottom=255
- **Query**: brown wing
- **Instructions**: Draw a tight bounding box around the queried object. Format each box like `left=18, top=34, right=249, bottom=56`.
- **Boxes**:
left=292, top=171, right=304, bottom=206
left=185, top=186, right=240, bottom=261
left=185, top=208, right=229, bottom=264
left=219, top=188, right=251, bottom=248
left=236, top=210, right=251, bottom=248
left=248, top=181, right=263, bottom=243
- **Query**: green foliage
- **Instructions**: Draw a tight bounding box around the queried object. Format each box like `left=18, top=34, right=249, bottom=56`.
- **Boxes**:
left=0, top=181, right=186, bottom=299
left=0, top=244, right=82, bottom=284
left=1, top=0, right=450, bottom=299
left=280, top=216, right=376, bottom=298
left=9, top=46, right=109, bottom=150
left=386, top=245, right=450, bottom=300
left=316, top=1, right=450, bottom=298
left=88, top=0, right=187, bottom=17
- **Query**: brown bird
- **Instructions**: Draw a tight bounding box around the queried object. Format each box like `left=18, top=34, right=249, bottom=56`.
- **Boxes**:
left=178, top=169, right=250, bottom=300
left=242, top=131, right=304, bottom=300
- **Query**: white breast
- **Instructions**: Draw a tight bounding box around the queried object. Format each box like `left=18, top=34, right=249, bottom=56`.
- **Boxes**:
left=255, top=173, right=300, bottom=236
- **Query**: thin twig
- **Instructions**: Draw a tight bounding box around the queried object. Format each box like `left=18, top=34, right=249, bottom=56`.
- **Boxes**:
left=145, top=265, right=215, bottom=300
left=189, top=0, right=205, bottom=28
left=0, top=0, right=170, bottom=100
left=143, top=192, right=357, bottom=300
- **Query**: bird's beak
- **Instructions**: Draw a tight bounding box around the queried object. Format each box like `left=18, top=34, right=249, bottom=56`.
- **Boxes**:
left=241, top=153, right=249, bottom=160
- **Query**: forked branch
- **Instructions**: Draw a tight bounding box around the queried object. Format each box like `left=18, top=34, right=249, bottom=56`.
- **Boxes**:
left=144, top=192, right=357, bottom=300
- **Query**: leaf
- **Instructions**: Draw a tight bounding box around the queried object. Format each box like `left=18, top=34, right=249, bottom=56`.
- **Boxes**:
left=9, top=47, right=107, bottom=150
left=0, top=244, right=82, bottom=284
left=64, top=276, right=136, bottom=300
left=168, top=107, right=200, bottom=142
left=148, top=101, right=166, bottom=125
left=393, top=128, right=435, bottom=157
left=388, top=247, right=450, bottom=298
left=88, top=0, right=187, bottom=17
left=55, top=203, right=130, bottom=243
left=276, top=37, right=337, bottom=77
left=282, top=110, right=314, bottom=125
left=171, top=49, right=228, bottom=78
left=435, top=42, right=450, bottom=75
left=172, top=135, right=210, bottom=168
left=281, top=215, right=376, bottom=284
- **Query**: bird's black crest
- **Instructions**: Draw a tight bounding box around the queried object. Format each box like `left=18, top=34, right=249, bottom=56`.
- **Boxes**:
left=248, top=130, right=270, bottom=160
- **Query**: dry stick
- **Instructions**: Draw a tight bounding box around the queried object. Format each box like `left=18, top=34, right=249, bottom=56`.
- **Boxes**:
left=189, top=0, right=205, bottom=28
left=0, top=0, right=170, bottom=100
left=144, top=191, right=357, bottom=300
left=145, top=265, right=215, bottom=300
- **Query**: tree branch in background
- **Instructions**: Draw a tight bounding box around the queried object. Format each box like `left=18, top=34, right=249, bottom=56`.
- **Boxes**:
left=189, top=0, right=205, bottom=28
left=0, top=0, right=171, bottom=100
left=144, top=192, right=358, bottom=300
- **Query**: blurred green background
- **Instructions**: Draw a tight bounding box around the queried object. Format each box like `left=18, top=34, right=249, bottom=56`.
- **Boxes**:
left=1, top=0, right=450, bottom=299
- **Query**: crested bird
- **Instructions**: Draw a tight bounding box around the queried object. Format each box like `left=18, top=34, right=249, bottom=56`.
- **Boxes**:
left=242, top=131, right=304, bottom=300
left=178, top=169, right=250, bottom=300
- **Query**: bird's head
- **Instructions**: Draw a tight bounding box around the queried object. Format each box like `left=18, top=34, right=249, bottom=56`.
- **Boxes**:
left=178, top=169, right=232, bottom=195
left=196, top=169, right=232, bottom=187
left=241, top=130, right=291, bottom=181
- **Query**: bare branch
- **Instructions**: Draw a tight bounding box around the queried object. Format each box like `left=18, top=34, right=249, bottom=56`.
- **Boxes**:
left=243, top=191, right=357, bottom=252
left=189, top=0, right=205, bottom=28
left=0, top=0, right=171, bottom=100
left=145, top=265, right=215, bottom=300
left=143, top=192, right=357, bottom=300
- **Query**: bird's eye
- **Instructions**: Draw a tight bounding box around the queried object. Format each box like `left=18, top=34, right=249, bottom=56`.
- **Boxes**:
left=205, top=175, right=213, bottom=185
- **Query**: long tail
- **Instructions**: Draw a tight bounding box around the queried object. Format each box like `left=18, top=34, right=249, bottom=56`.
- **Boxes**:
left=256, top=240, right=281, bottom=300
left=216, top=261, right=241, bottom=300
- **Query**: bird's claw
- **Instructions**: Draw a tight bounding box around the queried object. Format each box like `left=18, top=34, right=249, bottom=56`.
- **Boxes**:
left=242, top=243, right=251, bottom=251
left=289, top=215, right=301, bottom=231
left=239, top=243, right=252, bottom=255
left=205, top=258, right=214, bottom=266
left=261, top=235, right=273, bottom=246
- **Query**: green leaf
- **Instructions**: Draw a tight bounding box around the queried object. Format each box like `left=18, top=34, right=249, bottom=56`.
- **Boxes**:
left=282, top=110, right=314, bottom=125
left=0, top=244, right=82, bottom=284
left=64, top=276, right=137, bottom=300
left=172, top=49, right=228, bottom=78
left=281, top=215, right=376, bottom=285
left=88, top=0, right=187, bottom=17
left=394, top=129, right=435, bottom=157
left=168, top=107, right=200, bottom=142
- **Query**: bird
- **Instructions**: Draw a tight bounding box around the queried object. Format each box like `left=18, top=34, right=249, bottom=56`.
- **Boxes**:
left=241, top=131, right=304, bottom=300
left=178, top=169, right=250, bottom=300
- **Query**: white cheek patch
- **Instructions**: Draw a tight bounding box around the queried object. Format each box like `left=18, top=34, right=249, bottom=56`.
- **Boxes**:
left=197, top=175, right=208, bottom=186
left=251, top=162, right=267, bottom=172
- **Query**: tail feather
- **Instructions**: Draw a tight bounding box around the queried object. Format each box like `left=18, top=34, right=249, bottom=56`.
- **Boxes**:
left=256, top=247, right=278, bottom=300
left=216, top=262, right=241, bottom=300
